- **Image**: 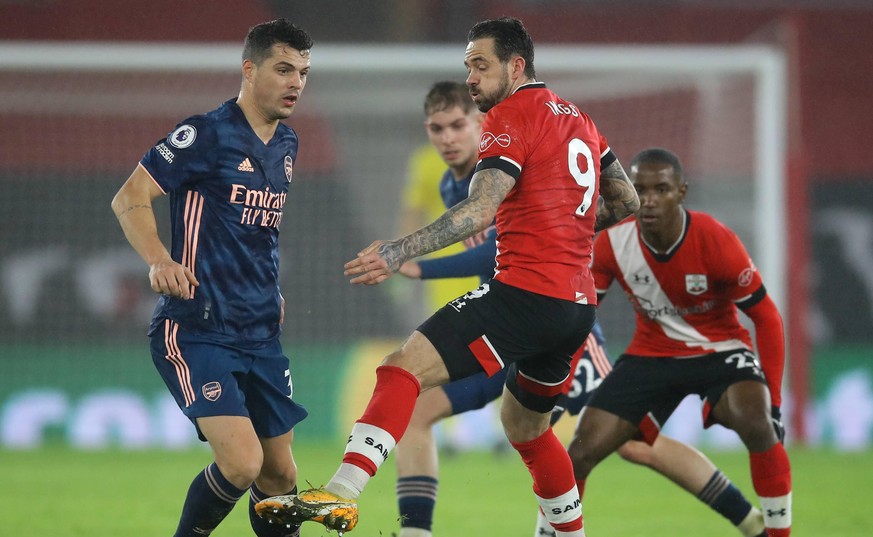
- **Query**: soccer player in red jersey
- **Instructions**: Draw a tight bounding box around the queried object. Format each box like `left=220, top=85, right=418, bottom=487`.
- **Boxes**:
left=569, top=148, right=792, bottom=537
left=255, top=17, right=639, bottom=536
left=394, top=82, right=765, bottom=537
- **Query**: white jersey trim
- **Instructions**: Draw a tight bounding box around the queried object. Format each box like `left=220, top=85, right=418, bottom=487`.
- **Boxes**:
left=499, top=155, right=522, bottom=171
left=608, top=221, right=749, bottom=353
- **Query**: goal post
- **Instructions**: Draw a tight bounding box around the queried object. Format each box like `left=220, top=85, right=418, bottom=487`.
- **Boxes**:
left=0, top=41, right=787, bottom=307
left=0, top=42, right=798, bottom=444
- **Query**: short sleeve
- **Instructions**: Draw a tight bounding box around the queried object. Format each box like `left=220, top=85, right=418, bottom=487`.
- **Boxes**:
left=592, top=231, right=618, bottom=294
left=140, top=115, right=216, bottom=194
left=598, top=134, right=616, bottom=169
left=713, top=226, right=764, bottom=302
left=475, top=103, right=528, bottom=179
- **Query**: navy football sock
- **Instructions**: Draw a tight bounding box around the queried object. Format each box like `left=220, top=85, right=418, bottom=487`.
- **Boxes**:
left=698, top=470, right=754, bottom=525
left=174, top=463, right=246, bottom=537
left=397, top=476, right=438, bottom=531
left=249, top=483, right=300, bottom=537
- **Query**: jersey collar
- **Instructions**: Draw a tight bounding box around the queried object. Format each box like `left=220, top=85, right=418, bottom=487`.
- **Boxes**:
left=512, top=81, right=546, bottom=95
left=640, top=207, right=690, bottom=262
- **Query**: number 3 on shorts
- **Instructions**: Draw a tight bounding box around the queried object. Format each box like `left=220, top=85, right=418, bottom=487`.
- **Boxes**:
left=568, top=138, right=596, bottom=216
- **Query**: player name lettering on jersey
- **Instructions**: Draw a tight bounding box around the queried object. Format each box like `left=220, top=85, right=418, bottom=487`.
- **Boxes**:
left=544, top=100, right=580, bottom=117
left=229, top=184, right=286, bottom=228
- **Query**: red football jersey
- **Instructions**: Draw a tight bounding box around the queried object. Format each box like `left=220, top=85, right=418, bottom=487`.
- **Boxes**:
left=592, top=210, right=763, bottom=357
left=477, top=82, right=612, bottom=303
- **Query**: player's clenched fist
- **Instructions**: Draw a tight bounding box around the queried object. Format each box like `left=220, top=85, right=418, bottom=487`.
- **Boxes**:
left=149, top=259, right=199, bottom=299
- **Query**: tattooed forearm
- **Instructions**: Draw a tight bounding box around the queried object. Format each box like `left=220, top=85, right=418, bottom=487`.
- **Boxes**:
left=595, top=160, right=640, bottom=232
left=115, top=204, right=153, bottom=219
left=394, top=168, right=514, bottom=266
left=396, top=203, right=479, bottom=263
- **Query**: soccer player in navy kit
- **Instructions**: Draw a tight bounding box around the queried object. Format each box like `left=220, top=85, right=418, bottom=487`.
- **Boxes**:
left=111, top=19, right=311, bottom=537
left=256, top=18, right=640, bottom=536
left=392, top=82, right=766, bottom=537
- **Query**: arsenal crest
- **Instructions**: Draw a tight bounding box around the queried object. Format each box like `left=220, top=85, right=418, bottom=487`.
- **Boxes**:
left=202, top=381, right=222, bottom=401
left=685, top=274, right=708, bottom=295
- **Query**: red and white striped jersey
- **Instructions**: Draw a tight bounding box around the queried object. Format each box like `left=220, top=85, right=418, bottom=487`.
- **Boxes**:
left=592, top=210, right=763, bottom=357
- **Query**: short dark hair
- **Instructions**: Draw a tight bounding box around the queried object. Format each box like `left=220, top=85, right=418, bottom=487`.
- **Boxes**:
left=424, top=81, right=476, bottom=116
left=467, top=17, right=536, bottom=79
left=243, top=19, right=313, bottom=65
left=629, top=147, right=684, bottom=182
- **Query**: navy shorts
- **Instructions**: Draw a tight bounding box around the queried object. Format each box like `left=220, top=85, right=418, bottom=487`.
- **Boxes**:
left=149, top=318, right=308, bottom=441
left=442, top=370, right=508, bottom=414
left=585, top=348, right=767, bottom=443
left=418, top=279, right=596, bottom=413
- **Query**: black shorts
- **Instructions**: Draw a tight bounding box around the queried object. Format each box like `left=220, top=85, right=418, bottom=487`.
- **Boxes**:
left=585, top=348, right=767, bottom=444
left=418, top=279, right=595, bottom=413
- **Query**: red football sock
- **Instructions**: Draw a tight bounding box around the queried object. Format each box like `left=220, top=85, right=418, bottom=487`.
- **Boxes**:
left=513, top=429, right=583, bottom=533
left=750, top=443, right=792, bottom=537
left=576, top=479, right=586, bottom=501
left=357, top=365, right=420, bottom=439
left=342, top=365, right=421, bottom=475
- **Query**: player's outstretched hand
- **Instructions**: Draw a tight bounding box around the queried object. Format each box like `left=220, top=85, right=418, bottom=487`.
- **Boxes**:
left=344, top=240, right=401, bottom=285
left=149, top=259, right=199, bottom=299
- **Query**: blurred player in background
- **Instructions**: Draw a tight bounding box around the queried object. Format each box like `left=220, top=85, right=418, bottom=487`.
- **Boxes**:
left=111, top=19, right=312, bottom=537
left=397, top=142, right=479, bottom=316
left=394, top=142, right=492, bottom=454
left=256, top=17, right=639, bottom=536
left=397, top=81, right=766, bottom=537
left=570, top=148, right=792, bottom=537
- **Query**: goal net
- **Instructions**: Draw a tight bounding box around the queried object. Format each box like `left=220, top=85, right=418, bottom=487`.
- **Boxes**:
left=0, top=42, right=788, bottom=447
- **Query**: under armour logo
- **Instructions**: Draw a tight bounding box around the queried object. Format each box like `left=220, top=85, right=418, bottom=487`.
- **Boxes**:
left=767, top=508, right=788, bottom=517
left=632, top=273, right=651, bottom=284
left=538, top=528, right=556, bottom=537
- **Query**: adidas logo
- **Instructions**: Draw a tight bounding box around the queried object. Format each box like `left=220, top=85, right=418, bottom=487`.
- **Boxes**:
left=238, top=158, right=254, bottom=172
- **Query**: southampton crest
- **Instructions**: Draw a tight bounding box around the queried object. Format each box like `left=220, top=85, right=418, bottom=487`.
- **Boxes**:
left=685, top=274, right=708, bottom=295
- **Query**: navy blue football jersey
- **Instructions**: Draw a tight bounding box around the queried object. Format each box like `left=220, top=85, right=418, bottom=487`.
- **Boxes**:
left=140, top=99, right=298, bottom=343
left=438, top=168, right=472, bottom=210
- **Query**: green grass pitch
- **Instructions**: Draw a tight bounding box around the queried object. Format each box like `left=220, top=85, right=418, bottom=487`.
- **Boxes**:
left=2, top=443, right=868, bottom=536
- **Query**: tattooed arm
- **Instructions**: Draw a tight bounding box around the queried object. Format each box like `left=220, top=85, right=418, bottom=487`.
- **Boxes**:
left=595, top=159, right=640, bottom=232
left=345, top=168, right=515, bottom=285
left=111, top=164, right=199, bottom=298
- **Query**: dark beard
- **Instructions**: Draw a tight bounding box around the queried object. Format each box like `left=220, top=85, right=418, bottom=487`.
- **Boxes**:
left=475, top=70, right=512, bottom=112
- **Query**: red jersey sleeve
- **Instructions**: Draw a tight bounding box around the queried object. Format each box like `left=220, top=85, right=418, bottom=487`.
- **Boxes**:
left=597, top=134, right=613, bottom=165
left=708, top=218, right=784, bottom=406
left=711, top=223, right=764, bottom=301
left=592, top=231, right=618, bottom=296
left=477, top=101, right=530, bottom=177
